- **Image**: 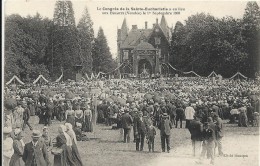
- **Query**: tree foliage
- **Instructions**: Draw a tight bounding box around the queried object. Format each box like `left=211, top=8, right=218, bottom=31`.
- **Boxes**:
left=50, top=0, right=82, bottom=80
left=77, top=7, right=94, bottom=75
left=170, top=3, right=259, bottom=78
left=5, top=14, right=50, bottom=82
left=242, top=1, right=260, bottom=77
left=92, top=27, right=117, bottom=73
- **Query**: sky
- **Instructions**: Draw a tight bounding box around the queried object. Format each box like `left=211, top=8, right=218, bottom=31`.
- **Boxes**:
left=4, top=0, right=252, bottom=58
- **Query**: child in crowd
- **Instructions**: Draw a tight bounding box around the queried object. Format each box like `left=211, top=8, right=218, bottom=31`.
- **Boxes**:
left=146, top=122, right=156, bottom=152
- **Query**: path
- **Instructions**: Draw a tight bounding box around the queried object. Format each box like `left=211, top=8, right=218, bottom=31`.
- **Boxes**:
left=143, top=132, right=259, bottom=166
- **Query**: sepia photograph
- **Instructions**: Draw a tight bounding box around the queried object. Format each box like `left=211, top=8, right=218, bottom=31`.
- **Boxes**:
left=2, top=0, right=260, bottom=166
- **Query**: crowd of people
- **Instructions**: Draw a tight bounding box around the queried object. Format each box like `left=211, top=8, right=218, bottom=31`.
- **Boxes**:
left=3, top=77, right=260, bottom=165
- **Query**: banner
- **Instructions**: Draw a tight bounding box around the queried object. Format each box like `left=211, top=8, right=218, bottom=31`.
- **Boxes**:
left=55, top=73, right=63, bottom=82
left=207, top=71, right=217, bottom=78
left=230, top=72, right=247, bottom=79
left=6, top=75, right=25, bottom=85
left=33, top=75, right=49, bottom=84
left=183, top=71, right=201, bottom=77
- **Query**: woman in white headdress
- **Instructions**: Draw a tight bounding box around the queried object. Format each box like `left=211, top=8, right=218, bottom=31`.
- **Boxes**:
left=65, top=123, right=83, bottom=166
left=10, top=128, right=25, bottom=166
left=3, top=127, right=14, bottom=166
left=13, top=102, right=24, bottom=128
left=53, top=125, right=75, bottom=166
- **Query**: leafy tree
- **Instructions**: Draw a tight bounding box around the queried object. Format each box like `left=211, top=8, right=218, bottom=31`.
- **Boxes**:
left=170, top=21, right=185, bottom=67
left=92, top=27, right=117, bottom=73
left=50, top=0, right=82, bottom=80
left=170, top=13, right=250, bottom=77
left=4, top=14, right=50, bottom=82
left=242, top=1, right=260, bottom=77
left=53, top=0, right=75, bottom=26
left=77, top=7, right=94, bottom=75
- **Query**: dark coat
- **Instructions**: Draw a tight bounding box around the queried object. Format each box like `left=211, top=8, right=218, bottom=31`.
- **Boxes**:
left=202, top=122, right=216, bottom=141
left=153, top=107, right=162, bottom=119
left=158, top=118, right=172, bottom=135
left=188, top=120, right=203, bottom=141
left=10, top=139, right=24, bottom=166
left=176, top=107, right=184, bottom=118
left=22, top=141, right=50, bottom=166
left=134, top=118, right=147, bottom=134
left=202, top=127, right=216, bottom=142
left=23, top=108, right=30, bottom=121
left=54, top=134, right=75, bottom=166
left=146, top=126, right=156, bottom=138
left=121, top=113, right=133, bottom=129
left=215, top=117, right=224, bottom=138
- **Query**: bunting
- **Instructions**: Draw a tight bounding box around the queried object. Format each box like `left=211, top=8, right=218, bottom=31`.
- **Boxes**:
left=6, top=75, right=25, bottom=85
left=33, top=75, right=49, bottom=84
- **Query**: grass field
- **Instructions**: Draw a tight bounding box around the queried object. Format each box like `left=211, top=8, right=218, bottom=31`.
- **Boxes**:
left=23, top=117, right=259, bottom=166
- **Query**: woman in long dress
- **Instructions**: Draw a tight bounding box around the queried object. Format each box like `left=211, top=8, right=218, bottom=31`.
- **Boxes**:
left=65, top=123, right=83, bottom=166
left=41, top=127, right=52, bottom=151
left=65, top=104, right=75, bottom=128
left=3, top=127, right=14, bottom=166
left=83, top=105, right=93, bottom=132
left=10, top=128, right=25, bottom=166
left=53, top=125, right=75, bottom=166
left=75, top=104, right=84, bottom=127
left=13, top=104, right=24, bottom=128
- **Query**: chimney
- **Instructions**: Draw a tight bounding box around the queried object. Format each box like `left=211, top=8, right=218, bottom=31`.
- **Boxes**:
left=156, top=18, right=158, bottom=24
left=153, top=24, right=155, bottom=28
left=145, top=21, right=148, bottom=29
left=132, top=25, right=138, bottom=30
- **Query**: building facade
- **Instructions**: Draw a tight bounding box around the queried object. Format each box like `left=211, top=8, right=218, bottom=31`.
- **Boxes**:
left=117, top=15, right=172, bottom=77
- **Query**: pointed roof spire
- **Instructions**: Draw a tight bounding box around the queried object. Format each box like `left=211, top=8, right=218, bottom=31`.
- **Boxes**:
left=160, top=14, right=169, bottom=40
left=121, top=17, right=127, bottom=29
left=160, top=15, right=168, bottom=33
left=120, top=17, right=128, bottom=41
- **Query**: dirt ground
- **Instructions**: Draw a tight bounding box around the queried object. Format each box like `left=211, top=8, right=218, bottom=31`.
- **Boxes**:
left=24, top=117, right=259, bottom=166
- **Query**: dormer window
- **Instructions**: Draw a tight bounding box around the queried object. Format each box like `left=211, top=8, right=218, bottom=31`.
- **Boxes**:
left=155, top=37, right=161, bottom=45
left=123, top=50, right=129, bottom=60
left=158, top=49, right=161, bottom=58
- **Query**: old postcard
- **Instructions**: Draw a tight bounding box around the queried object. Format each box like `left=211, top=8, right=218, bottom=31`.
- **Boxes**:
left=2, top=0, right=260, bottom=166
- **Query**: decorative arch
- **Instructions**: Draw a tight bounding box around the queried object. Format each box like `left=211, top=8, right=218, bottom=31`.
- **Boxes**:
left=138, top=58, right=153, bottom=75
left=122, top=63, right=133, bottom=74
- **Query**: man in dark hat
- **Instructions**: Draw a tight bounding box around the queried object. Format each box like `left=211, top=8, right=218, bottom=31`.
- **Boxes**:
left=197, top=122, right=216, bottom=165
left=23, top=130, right=50, bottom=166
left=134, top=111, right=147, bottom=151
left=121, top=109, right=133, bottom=143
left=188, top=115, right=203, bottom=157
left=153, top=103, right=162, bottom=127
left=57, top=100, right=66, bottom=121
left=132, top=108, right=139, bottom=142
left=22, top=103, right=33, bottom=131
left=213, top=113, right=224, bottom=156
left=158, top=113, right=172, bottom=153
left=175, top=104, right=184, bottom=128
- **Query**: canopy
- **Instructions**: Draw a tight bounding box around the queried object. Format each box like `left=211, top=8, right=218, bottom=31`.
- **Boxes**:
left=85, top=73, right=90, bottom=80
left=33, top=75, right=49, bottom=84
left=90, top=73, right=95, bottom=80
left=230, top=72, right=248, bottom=80
left=207, top=71, right=218, bottom=78
left=183, top=71, right=201, bottom=77
left=55, top=73, right=63, bottom=82
left=167, top=63, right=177, bottom=70
left=6, top=75, right=24, bottom=85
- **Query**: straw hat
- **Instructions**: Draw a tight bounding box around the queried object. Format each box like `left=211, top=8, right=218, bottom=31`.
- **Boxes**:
left=3, top=127, right=12, bottom=134
left=76, top=122, right=82, bottom=127
left=31, top=130, right=42, bottom=138
left=162, top=113, right=169, bottom=118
